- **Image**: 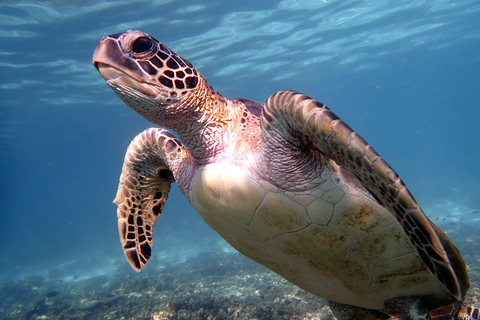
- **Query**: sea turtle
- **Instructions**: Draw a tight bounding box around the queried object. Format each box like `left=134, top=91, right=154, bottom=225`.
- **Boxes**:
left=93, top=30, right=477, bottom=320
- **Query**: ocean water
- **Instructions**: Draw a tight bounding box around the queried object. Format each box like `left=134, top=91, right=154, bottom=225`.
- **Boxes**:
left=1, top=0, right=479, bottom=319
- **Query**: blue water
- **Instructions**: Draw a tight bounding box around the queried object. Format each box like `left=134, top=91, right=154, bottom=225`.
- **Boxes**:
left=1, top=0, right=480, bottom=316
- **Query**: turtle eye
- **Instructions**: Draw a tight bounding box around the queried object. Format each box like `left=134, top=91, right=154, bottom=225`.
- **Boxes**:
left=132, top=37, right=154, bottom=54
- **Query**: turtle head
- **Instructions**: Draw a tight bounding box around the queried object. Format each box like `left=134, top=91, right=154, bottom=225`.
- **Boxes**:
left=93, top=30, right=203, bottom=124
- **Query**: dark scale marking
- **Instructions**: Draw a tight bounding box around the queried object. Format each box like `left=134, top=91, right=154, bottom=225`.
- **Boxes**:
left=185, top=68, right=192, bottom=74
left=193, top=69, right=198, bottom=75
left=405, top=214, right=415, bottom=228
left=130, top=208, right=135, bottom=214
left=137, top=216, right=143, bottom=225
left=393, top=206, right=403, bottom=219
left=410, top=233, right=421, bottom=247
left=128, top=215, right=134, bottom=224
left=154, top=191, right=163, bottom=199
left=175, top=80, right=185, bottom=89
left=403, top=221, right=413, bottom=233
left=127, top=251, right=141, bottom=270
left=124, top=240, right=135, bottom=249
left=150, top=55, right=163, bottom=68
left=414, top=228, right=429, bottom=245
left=159, top=43, right=171, bottom=54
left=127, top=233, right=135, bottom=240
left=166, top=58, right=179, bottom=69
left=128, top=225, right=135, bottom=232
left=241, top=118, right=246, bottom=124
left=138, top=210, right=142, bottom=215
left=164, top=70, right=174, bottom=78
left=140, top=243, right=152, bottom=259
left=159, top=76, right=173, bottom=88
left=139, top=255, right=146, bottom=264
left=418, top=249, right=435, bottom=273
left=184, top=59, right=193, bottom=68
left=158, top=51, right=169, bottom=60
left=138, top=227, right=144, bottom=234
left=153, top=204, right=162, bottom=216
left=172, top=55, right=186, bottom=67
left=145, top=225, right=151, bottom=231
left=425, top=245, right=443, bottom=262
left=176, top=71, right=185, bottom=78
left=139, top=234, right=146, bottom=243
left=138, top=60, right=157, bottom=75
left=185, top=76, right=198, bottom=89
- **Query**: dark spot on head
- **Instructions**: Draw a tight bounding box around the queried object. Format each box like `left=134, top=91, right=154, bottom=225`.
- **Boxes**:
left=185, top=76, right=198, bottom=89
left=175, top=80, right=185, bottom=89
left=158, top=51, right=169, bottom=60
left=166, top=58, right=179, bottom=69
left=131, top=37, right=153, bottom=54
left=154, top=192, right=163, bottom=199
left=130, top=208, right=135, bottom=214
left=127, top=233, right=135, bottom=240
left=184, top=59, right=193, bottom=68
left=137, top=216, right=143, bottom=225
left=159, top=43, right=171, bottom=54
left=193, top=69, right=198, bottom=76
left=138, top=227, right=144, bottom=234
left=241, top=118, right=246, bottom=124
left=128, top=215, right=134, bottom=225
left=164, top=70, right=174, bottom=78
left=185, top=68, right=193, bottom=74
left=172, top=55, right=186, bottom=67
left=145, top=225, right=151, bottom=231
left=159, top=76, right=173, bottom=88
left=128, top=225, right=135, bottom=232
left=150, top=56, right=163, bottom=68
left=139, top=234, right=146, bottom=243
left=176, top=71, right=185, bottom=78
left=138, top=61, right=157, bottom=75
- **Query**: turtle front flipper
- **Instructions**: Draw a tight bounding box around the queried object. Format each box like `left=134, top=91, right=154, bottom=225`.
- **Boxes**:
left=114, top=128, right=188, bottom=271
left=261, top=90, right=462, bottom=302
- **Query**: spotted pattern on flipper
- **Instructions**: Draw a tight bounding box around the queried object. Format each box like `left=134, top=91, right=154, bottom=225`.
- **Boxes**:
left=114, top=127, right=187, bottom=271
left=456, top=306, right=480, bottom=320
left=262, top=90, right=461, bottom=300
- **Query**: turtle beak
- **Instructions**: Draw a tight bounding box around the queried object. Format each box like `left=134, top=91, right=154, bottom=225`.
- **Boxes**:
left=93, top=34, right=145, bottom=82
left=93, top=34, right=159, bottom=98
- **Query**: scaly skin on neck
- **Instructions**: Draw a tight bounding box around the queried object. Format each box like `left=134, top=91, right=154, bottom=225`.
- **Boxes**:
left=166, top=77, right=232, bottom=165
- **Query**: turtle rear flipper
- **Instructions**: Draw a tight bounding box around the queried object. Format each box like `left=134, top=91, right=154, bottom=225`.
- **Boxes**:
left=114, top=128, right=188, bottom=271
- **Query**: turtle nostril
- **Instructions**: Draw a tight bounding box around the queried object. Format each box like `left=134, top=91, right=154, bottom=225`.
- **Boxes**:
left=132, top=37, right=153, bottom=53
